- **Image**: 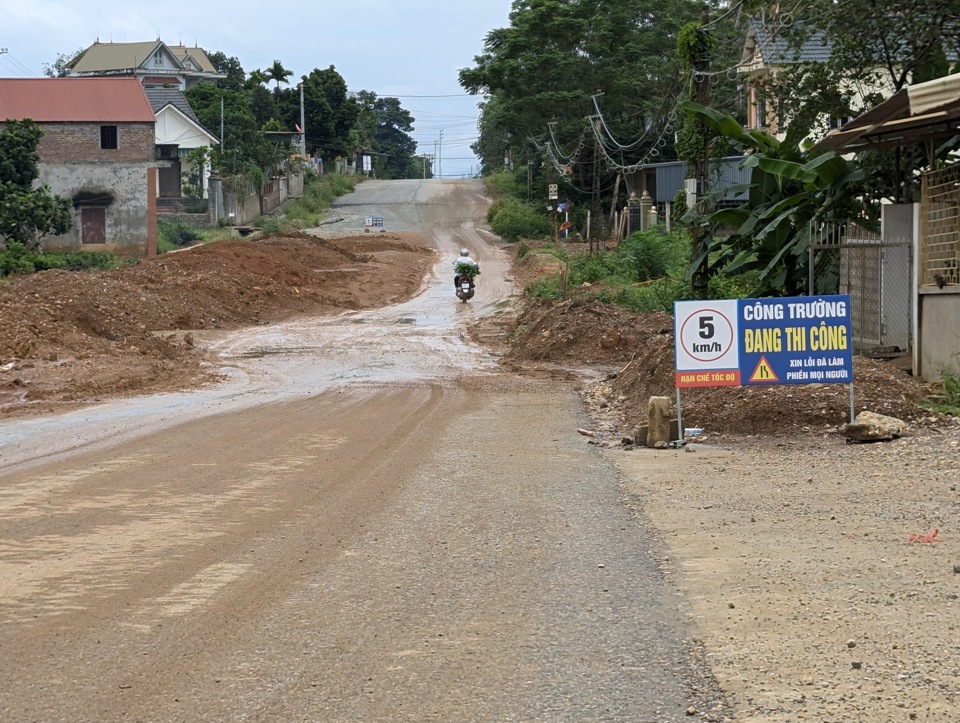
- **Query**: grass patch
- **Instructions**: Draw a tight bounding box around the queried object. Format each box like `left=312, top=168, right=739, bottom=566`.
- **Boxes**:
left=923, top=367, right=960, bottom=416
left=258, top=173, right=358, bottom=231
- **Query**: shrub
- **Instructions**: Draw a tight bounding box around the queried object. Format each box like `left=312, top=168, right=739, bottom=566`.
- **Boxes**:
left=483, top=169, right=524, bottom=199
left=157, top=219, right=202, bottom=249
left=489, top=197, right=552, bottom=243
left=0, top=240, right=119, bottom=277
left=0, top=241, right=36, bottom=276
left=525, top=276, right=562, bottom=301
left=36, top=251, right=117, bottom=272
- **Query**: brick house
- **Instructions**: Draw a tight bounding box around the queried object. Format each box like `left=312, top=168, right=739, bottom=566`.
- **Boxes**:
left=0, top=77, right=158, bottom=257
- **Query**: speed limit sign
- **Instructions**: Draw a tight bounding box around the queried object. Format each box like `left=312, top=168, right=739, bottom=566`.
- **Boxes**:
left=674, top=300, right=740, bottom=387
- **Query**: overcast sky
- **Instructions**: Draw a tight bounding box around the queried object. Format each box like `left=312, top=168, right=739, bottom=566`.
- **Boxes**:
left=0, top=0, right=514, bottom=178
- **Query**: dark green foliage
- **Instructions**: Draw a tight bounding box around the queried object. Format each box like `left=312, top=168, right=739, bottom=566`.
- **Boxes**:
left=459, top=0, right=716, bottom=209
left=297, top=66, right=360, bottom=161
left=0, top=120, right=72, bottom=250
left=157, top=219, right=203, bottom=249
left=679, top=101, right=870, bottom=297
left=488, top=197, right=552, bottom=242
left=0, top=240, right=118, bottom=278
left=568, top=230, right=686, bottom=286
left=351, top=91, right=419, bottom=179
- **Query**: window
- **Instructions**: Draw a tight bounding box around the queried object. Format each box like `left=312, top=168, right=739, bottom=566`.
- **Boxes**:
left=154, top=50, right=163, bottom=67
left=100, top=125, right=118, bottom=150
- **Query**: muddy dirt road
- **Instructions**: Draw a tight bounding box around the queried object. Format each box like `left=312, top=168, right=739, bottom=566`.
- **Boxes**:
left=0, top=180, right=725, bottom=721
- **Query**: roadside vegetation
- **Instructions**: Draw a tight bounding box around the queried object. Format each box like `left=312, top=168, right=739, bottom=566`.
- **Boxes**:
left=923, top=368, right=960, bottom=416
left=157, top=171, right=358, bottom=252
left=519, top=229, right=754, bottom=314
left=483, top=171, right=552, bottom=243
left=0, top=240, right=122, bottom=278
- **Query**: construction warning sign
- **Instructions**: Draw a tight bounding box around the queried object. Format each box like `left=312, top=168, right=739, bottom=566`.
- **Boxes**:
left=674, top=295, right=853, bottom=388
left=748, top=356, right=778, bottom=383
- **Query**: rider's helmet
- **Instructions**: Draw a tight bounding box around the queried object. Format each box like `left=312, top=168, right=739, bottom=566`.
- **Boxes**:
left=460, top=248, right=470, bottom=257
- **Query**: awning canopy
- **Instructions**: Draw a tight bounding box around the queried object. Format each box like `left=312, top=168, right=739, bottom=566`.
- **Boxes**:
left=810, top=72, right=960, bottom=154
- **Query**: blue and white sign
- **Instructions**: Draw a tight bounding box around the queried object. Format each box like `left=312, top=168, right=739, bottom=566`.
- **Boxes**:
left=739, top=295, right=853, bottom=386
left=674, top=295, right=853, bottom=388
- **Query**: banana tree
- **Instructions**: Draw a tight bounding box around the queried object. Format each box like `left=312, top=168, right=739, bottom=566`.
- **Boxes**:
left=680, top=100, right=872, bottom=296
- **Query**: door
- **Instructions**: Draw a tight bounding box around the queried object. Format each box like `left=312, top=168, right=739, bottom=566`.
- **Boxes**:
left=81, top=207, right=106, bottom=245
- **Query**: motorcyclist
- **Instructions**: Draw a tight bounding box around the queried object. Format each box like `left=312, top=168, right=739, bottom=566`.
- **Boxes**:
left=453, top=248, right=479, bottom=290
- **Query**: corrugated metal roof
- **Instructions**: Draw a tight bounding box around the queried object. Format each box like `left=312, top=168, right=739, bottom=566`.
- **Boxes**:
left=169, top=46, right=217, bottom=74
left=653, top=157, right=751, bottom=203
left=908, top=72, right=960, bottom=116
left=67, top=41, right=173, bottom=73
left=0, top=78, right=156, bottom=123
left=812, top=73, right=960, bottom=153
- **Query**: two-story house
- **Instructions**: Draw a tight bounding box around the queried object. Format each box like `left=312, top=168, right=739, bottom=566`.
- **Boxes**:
left=0, top=77, right=158, bottom=257
left=737, top=18, right=897, bottom=138
left=64, top=41, right=224, bottom=91
left=145, top=86, right=219, bottom=198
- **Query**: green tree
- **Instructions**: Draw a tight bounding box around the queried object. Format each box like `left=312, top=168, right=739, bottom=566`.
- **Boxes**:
left=184, top=83, right=272, bottom=177
left=459, top=0, right=706, bottom=215
left=207, top=51, right=247, bottom=92
left=43, top=49, right=83, bottom=78
left=265, top=60, right=293, bottom=100
left=0, top=120, right=72, bottom=251
left=353, top=91, right=418, bottom=179
left=298, top=66, right=359, bottom=163
left=679, top=101, right=869, bottom=297
left=245, top=68, right=277, bottom=124
left=738, top=0, right=960, bottom=201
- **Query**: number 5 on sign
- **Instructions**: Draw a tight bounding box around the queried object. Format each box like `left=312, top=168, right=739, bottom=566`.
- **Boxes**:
left=674, top=300, right=740, bottom=385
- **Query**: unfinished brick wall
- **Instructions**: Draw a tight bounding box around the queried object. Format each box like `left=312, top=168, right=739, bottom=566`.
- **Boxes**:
left=37, top=122, right=155, bottom=164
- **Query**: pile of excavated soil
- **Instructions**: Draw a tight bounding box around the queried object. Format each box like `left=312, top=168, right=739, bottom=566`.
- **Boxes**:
left=0, top=232, right=435, bottom=415
left=504, top=296, right=940, bottom=437
left=0, top=231, right=947, bottom=435
left=500, top=239, right=944, bottom=437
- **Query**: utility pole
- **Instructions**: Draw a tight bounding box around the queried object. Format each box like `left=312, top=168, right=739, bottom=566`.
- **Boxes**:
left=691, top=4, right=712, bottom=299
left=438, top=129, right=443, bottom=180
left=591, top=116, right=601, bottom=254
left=299, top=83, right=306, bottom=156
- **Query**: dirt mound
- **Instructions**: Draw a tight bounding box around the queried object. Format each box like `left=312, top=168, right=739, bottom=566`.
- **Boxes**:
left=504, top=294, right=941, bottom=436
left=504, top=298, right=673, bottom=366
left=0, top=233, right=435, bottom=415
left=0, top=230, right=946, bottom=434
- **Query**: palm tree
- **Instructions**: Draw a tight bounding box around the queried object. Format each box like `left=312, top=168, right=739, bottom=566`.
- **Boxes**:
left=264, top=60, right=293, bottom=99
left=248, top=68, right=268, bottom=87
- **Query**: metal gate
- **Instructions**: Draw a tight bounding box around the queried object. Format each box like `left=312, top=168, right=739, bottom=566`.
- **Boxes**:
left=809, top=223, right=912, bottom=353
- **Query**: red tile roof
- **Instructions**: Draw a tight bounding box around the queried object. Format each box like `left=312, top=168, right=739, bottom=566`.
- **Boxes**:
left=0, top=77, right=156, bottom=123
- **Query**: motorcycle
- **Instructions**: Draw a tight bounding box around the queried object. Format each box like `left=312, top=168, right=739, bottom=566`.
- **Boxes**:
left=455, top=273, right=476, bottom=302
left=454, top=261, right=479, bottom=302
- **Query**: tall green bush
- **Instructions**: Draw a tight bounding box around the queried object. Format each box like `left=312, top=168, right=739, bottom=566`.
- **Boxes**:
left=488, top=197, right=552, bottom=242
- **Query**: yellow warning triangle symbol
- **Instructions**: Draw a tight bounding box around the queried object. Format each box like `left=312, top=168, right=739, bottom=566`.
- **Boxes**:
left=749, top=356, right=779, bottom=383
